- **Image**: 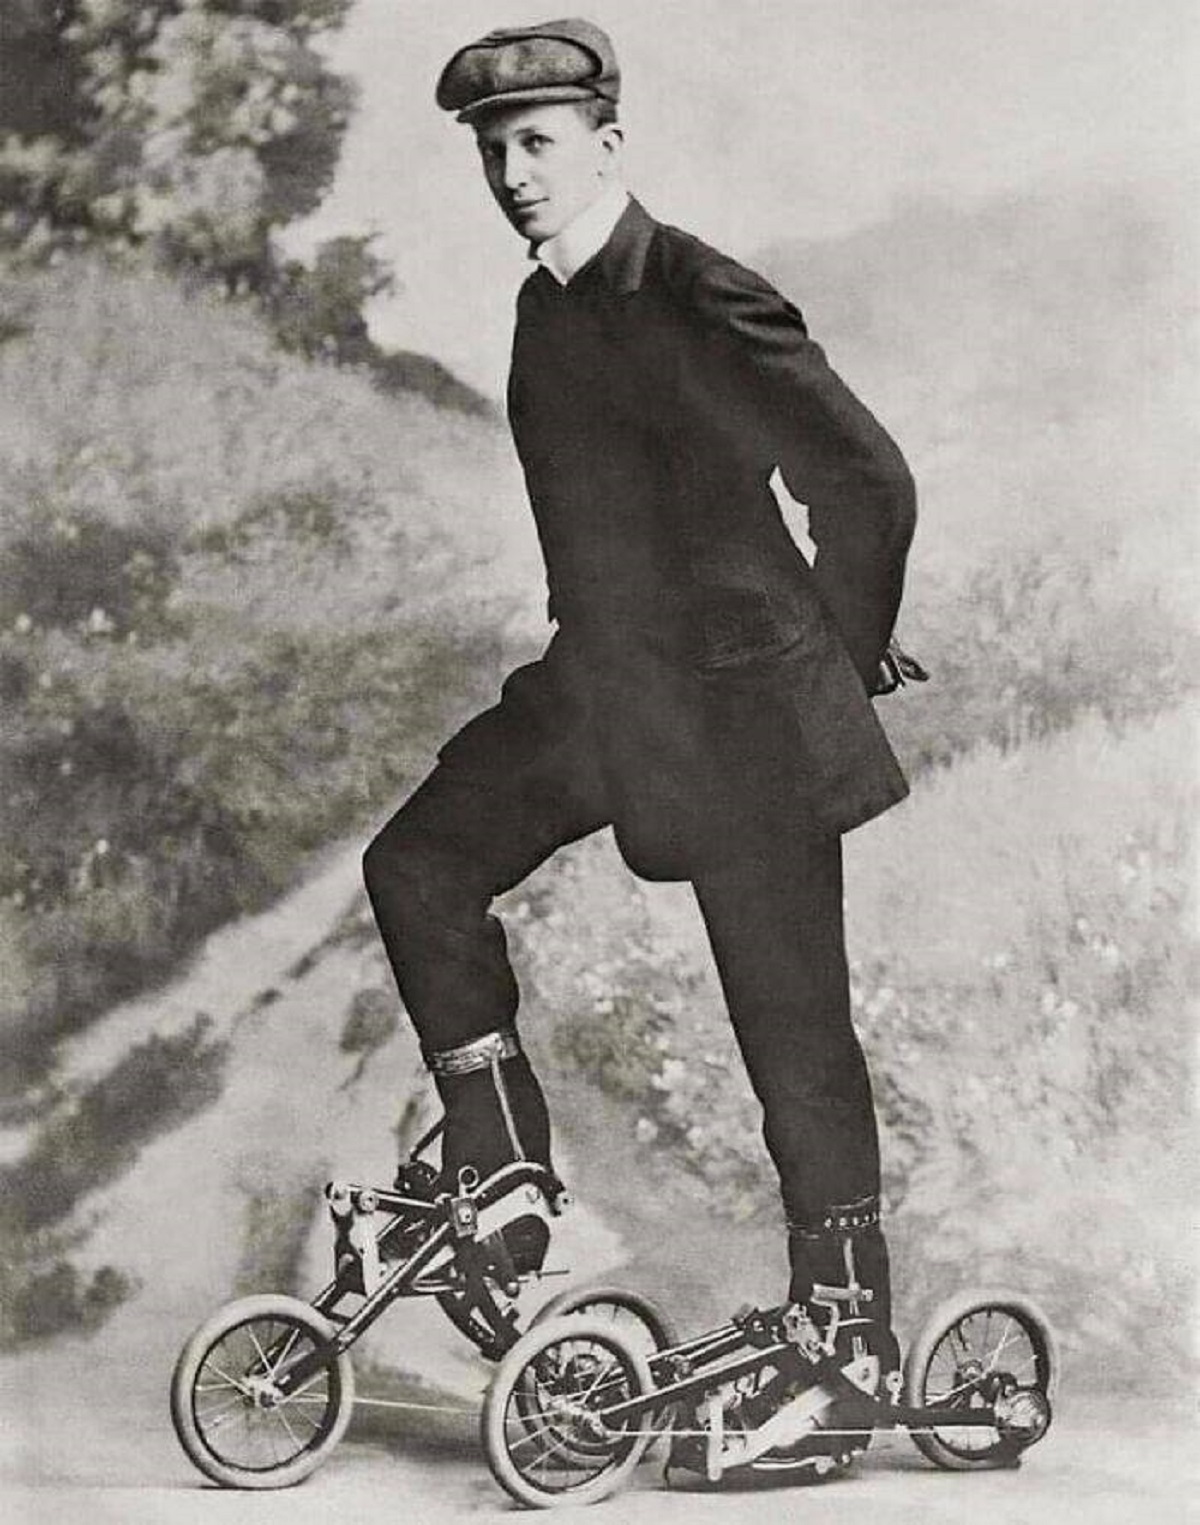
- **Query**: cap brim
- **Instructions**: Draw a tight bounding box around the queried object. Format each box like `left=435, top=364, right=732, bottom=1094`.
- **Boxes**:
left=455, top=84, right=601, bottom=122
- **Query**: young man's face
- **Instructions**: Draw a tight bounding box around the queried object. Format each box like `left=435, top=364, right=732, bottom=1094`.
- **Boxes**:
left=473, top=102, right=621, bottom=244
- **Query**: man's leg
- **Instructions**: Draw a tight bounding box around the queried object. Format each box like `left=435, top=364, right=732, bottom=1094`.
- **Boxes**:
left=691, top=829, right=896, bottom=1363
left=362, top=652, right=607, bottom=1189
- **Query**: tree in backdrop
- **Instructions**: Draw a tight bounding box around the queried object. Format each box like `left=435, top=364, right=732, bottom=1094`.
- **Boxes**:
left=0, top=0, right=391, bottom=359
left=0, top=0, right=493, bottom=404
left=267, top=231, right=392, bottom=361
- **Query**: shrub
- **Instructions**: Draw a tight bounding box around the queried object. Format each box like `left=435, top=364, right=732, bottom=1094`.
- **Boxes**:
left=340, top=986, right=399, bottom=1058
left=0, top=506, right=179, bottom=639
left=0, top=1016, right=229, bottom=1237
left=0, top=1250, right=134, bottom=1350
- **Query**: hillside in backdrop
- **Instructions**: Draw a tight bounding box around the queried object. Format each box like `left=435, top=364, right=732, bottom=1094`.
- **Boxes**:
left=758, top=186, right=1197, bottom=590
left=754, top=187, right=1198, bottom=772
left=0, top=257, right=543, bottom=1101
left=0, top=183, right=1195, bottom=1389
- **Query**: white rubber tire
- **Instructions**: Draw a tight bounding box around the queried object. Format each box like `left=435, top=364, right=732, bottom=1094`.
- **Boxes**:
left=904, top=1286, right=1058, bottom=1471
left=482, top=1314, right=655, bottom=1508
left=531, top=1284, right=680, bottom=1351
left=170, top=1293, right=354, bottom=1489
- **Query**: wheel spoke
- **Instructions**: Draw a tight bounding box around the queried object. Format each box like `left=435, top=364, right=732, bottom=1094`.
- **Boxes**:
left=286, top=1370, right=330, bottom=1403
left=202, top=1359, right=251, bottom=1394
left=196, top=1384, right=250, bottom=1415
left=247, top=1326, right=272, bottom=1375
left=273, top=1404, right=302, bottom=1453
left=282, top=1401, right=323, bottom=1433
left=530, top=1427, right=578, bottom=1475
left=929, top=1372, right=982, bottom=1404
left=202, top=1401, right=254, bottom=1435
left=508, top=1417, right=563, bottom=1451
left=982, top=1317, right=1015, bottom=1371
left=578, top=1350, right=617, bottom=1404
left=270, top=1326, right=302, bottom=1378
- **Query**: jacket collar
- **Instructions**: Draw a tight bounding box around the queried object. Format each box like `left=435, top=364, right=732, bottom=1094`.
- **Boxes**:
left=532, top=196, right=656, bottom=297
left=588, top=195, right=656, bottom=294
left=534, top=184, right=630, bottom=286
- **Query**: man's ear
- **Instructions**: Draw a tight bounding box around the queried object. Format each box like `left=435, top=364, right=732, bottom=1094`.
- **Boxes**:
left=598, top=123, right=624, bottom=159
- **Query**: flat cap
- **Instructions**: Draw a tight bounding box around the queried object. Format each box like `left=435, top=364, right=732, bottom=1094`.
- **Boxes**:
left=436, top=17, right=620, bottom=122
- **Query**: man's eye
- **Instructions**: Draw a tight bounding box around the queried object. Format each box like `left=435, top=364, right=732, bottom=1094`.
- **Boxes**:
left=525, top=135, right=550, bottom=150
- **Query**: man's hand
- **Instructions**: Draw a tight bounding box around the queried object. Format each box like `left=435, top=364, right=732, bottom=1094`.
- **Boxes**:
left=873, top=638, right=929, bottom=696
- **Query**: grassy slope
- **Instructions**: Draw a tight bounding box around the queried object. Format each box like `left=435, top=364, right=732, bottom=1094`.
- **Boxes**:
left=0, top=259, right=543, bottom=1092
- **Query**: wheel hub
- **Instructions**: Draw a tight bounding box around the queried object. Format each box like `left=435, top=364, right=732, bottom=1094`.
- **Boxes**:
left=244, top=1375, right=281, bottom=1409
left=995, top=1386, right=1052, bottom=1446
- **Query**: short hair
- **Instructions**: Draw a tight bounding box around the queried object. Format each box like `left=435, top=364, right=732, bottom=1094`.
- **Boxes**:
left=574, top=97, right=619, bottom=130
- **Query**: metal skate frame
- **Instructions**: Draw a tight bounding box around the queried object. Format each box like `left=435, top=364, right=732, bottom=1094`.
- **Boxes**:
left=267, top=1125, right=570, bottom=1400
left=522, top=1235, right=1050, bottom=1484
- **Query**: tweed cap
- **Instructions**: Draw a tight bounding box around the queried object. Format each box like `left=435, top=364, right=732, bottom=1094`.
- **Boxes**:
left=436, top=17, right=620, bottom=122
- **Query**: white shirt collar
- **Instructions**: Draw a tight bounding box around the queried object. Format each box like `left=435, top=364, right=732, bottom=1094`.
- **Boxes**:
left=534, top=184, right=630, bottom=286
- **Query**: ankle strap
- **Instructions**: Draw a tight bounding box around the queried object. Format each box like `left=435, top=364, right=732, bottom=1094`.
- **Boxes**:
left=788, top=1195, right=880, bottom=1237
left=426, top=1028, right=521, bottom=1076
left=425, top=1028, right=526, bottom=1163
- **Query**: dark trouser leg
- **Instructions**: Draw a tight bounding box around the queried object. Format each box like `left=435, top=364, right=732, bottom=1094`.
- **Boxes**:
left=691, top=829, right=895, bottom=1359
left=362, top=656, right=607, bottom=1183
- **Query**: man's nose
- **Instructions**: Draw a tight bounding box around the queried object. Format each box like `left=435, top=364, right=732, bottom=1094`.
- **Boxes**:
left=502, top=148, right=530, bottom=190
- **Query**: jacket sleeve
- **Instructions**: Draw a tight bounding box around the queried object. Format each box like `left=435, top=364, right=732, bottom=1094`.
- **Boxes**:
left=688, top=255, right=917, bottom=678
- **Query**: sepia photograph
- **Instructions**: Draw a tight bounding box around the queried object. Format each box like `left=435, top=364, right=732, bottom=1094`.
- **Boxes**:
left=0, top=2, right=1195, bottom=1520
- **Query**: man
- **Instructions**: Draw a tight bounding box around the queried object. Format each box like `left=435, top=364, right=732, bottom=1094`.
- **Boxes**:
left=364, top=16, right=919, bottom=1387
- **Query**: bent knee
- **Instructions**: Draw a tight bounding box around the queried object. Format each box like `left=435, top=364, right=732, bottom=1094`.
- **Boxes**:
left=362, top=826, right=400, bottom=900
left=363, top=827, right=481, bottom=929
left=363, top=826, right=427, bottom=908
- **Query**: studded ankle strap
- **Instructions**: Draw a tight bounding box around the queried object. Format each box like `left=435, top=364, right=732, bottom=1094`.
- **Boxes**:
left=787, top=1194, right=881, bottom=1237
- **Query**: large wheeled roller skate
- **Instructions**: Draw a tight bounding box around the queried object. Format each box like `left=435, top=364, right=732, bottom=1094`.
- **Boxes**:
left=480, top=1232, right=1057, bottom=1509
left=170, top=1047, right=678, bottom=1489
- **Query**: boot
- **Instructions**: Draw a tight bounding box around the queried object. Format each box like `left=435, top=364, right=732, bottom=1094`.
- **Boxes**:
left=787, top=1203, right=899, bottom=1378
left=428, top=1031, right=552, bottom=1274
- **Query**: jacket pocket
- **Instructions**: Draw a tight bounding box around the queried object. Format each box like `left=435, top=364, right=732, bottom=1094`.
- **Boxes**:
left=691, top=585, right=802, bottom=671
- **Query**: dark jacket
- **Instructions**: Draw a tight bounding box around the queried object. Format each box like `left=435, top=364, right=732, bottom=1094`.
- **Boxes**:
left=451, top=197, right=915, bottom=879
